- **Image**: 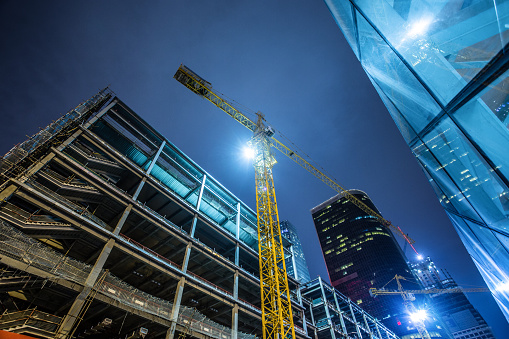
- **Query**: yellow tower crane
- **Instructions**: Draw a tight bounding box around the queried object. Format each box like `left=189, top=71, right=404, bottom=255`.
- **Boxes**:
left=370, top=275, right=490, bottom=339
left=174, top=64, right=416, bottom=339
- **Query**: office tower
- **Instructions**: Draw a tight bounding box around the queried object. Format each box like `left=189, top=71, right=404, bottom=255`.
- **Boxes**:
left=311, top=190, right=418, bottom=335
left=0, top=90, right=309, bottom=338
left=323, top=0, right=509, bottom=320
left=300, top=277, right=398, bottom=339
left=280, top=220, right=311, bottom=283
left=410, top=257, right=495, bottom=339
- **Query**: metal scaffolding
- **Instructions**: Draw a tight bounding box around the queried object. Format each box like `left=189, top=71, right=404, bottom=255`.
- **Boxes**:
left=0, top=220, right=257, bottom=339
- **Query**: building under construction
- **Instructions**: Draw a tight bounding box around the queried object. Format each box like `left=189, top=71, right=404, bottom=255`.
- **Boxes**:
left=0, top=90, right=398, bottom=339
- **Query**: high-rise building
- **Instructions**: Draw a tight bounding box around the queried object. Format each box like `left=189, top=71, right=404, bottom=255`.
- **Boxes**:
left=410, top=257, right=496, bottom=339
left=0, top=90, right=310, bottom=339
left=323, top=0, right=509, bottom=321
left=280, top=220, right=311, bottom=283
left=311, top=190, right=419, bottom=335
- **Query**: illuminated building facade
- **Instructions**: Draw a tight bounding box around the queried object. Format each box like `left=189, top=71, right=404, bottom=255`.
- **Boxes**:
left=410, top=257, right=495, bottom=339
left=324, top=0, right=509, bottom=321
left=280, top=220, right=311, bottom=283
left=311, top=190, right=414, bottom=335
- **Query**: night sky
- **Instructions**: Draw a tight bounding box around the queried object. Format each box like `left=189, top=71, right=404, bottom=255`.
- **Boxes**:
left=1, top=1, right=507, bottom=337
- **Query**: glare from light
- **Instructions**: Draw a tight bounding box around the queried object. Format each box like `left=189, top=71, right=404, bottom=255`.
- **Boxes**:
left=407, top=17, right=433, bottom=37
left=417, top=254, right=423, bottom=260
left=410, top=309, right=428, bottom=323
left=242, top=146, right=255, bottom=160
left=496, top=282, right=509, bottom=292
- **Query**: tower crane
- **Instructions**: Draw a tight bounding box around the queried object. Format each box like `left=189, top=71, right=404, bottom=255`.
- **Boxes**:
left=369, top=275, right=490, bottom=339
left=174, top=64, right=417, bottom=339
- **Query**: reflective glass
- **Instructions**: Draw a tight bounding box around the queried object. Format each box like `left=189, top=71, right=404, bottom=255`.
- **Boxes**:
left=412, top=139, right=480, bottom=221
left=325, top=0, right=359, bottom=58
left=454, top=69, right=509, bottom=183
left=351, top=0, right=508, bottom=104
left=356, top=11, right=442, bottom=133
left=422, top=118, right=509, bottom=232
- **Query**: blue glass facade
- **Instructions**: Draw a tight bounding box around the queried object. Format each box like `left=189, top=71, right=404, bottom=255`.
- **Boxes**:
left=324, top=0, right=509, bottom=321
left=280, top=220, right=311, bottom=283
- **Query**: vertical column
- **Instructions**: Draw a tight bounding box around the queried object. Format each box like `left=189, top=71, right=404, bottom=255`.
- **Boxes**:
left=348, top=301, right=362, bottom=339
left=362, top=313, right=374, bottom=339
left=232, top=202, right=240, bottom=339
left=133, top=140, right=166, bottom=200
left=166, top=241, right=193, bottom=339
left=296, top=286, right=308, bottom=333
left=190, top=174, right=206, bottom=238
left=318, top=277, right=336, bottom=339
left=55, top=238, right=115, bottom=339
left=231, top=303, right=239, bottom=339
left=56, top=196, right=132, bottom=338
left=166, top=277, right=186, bottom=339
left=374, top=321, right=383, bottom=339
left=332, top=290, right=347, bottom=335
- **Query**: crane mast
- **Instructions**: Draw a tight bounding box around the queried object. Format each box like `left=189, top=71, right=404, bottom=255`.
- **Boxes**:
left=253, top=113, right=295, bottom=339
left=174, top=64, right=417, bottom=339
left=175, top=65, right=295, bottom=339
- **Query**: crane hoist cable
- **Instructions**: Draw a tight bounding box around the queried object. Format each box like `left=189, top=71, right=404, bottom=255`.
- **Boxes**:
left=174, top=64, right=418, bottom=339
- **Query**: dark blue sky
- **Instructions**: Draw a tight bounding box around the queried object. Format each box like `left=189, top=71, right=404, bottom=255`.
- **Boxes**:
left=1, top=1, right=507, bottom=336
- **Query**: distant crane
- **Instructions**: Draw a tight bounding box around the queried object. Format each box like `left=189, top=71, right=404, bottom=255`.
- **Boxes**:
left=370, top=275, right=490, bottom=339
left=174, top=64, right=417, bottom=339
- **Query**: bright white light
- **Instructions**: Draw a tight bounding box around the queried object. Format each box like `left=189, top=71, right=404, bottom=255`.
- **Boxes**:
left=417, top=254, right=423, bottom=260
left=410, top=309, right=428, bottom=323
left=407, top=17, right=433, bottom=37
left=242, top=146, right=255, bottom=160
left=496, top=282, right=509, bottom=292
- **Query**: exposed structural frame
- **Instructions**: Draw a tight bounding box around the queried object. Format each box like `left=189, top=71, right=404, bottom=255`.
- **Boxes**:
left=0, top=89, right=310, bottom=339
left=174, top=64, right=416, bottom=338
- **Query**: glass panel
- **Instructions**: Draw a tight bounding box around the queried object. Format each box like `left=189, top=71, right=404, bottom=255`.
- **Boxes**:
left=352, top=0, right=508, bottom=104
left=454, top=68, right=509, bottom=183
left=419, top=118, right=509, bottom=231
left=356, top=11, right=442, bottom=133
left=369, top=74, right=417, bottom=143
left=412, top=139, right=480, bottom=221
left=325, top=0, right=359, bottom=57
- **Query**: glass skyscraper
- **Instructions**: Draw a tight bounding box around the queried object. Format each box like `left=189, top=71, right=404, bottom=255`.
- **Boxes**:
left=280, top=220, right=311, bottom=283
left=324, top=0, right=509, bottom=321
left=410, top=256, right=495, bottom=339
left=311, top=190, right=427, bottom=336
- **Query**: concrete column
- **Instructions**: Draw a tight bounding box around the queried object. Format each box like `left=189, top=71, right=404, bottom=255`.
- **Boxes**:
left=231, top=304, right=239, bottom=339
left=182, top=242, right=192, bottom=274
left=56, top=188, right=131, bottom=338
left=166, top=277, right=186, bottom=339
left=233, top=271, right=239, bottom=299
left=55, top=238, right=115, bottom=338
left=113, top=204, right=132, bottom=236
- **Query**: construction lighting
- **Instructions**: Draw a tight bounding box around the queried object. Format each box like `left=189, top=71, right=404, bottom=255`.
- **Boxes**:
left=417, top=254, right=423, bottom=260
left=242, top=145, right=255, bottom=160
left=410, top=309, right=428, bottom=323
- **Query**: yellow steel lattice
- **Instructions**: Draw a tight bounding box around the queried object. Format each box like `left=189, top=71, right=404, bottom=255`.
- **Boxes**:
left=253, top=119, right=295, bottom=339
